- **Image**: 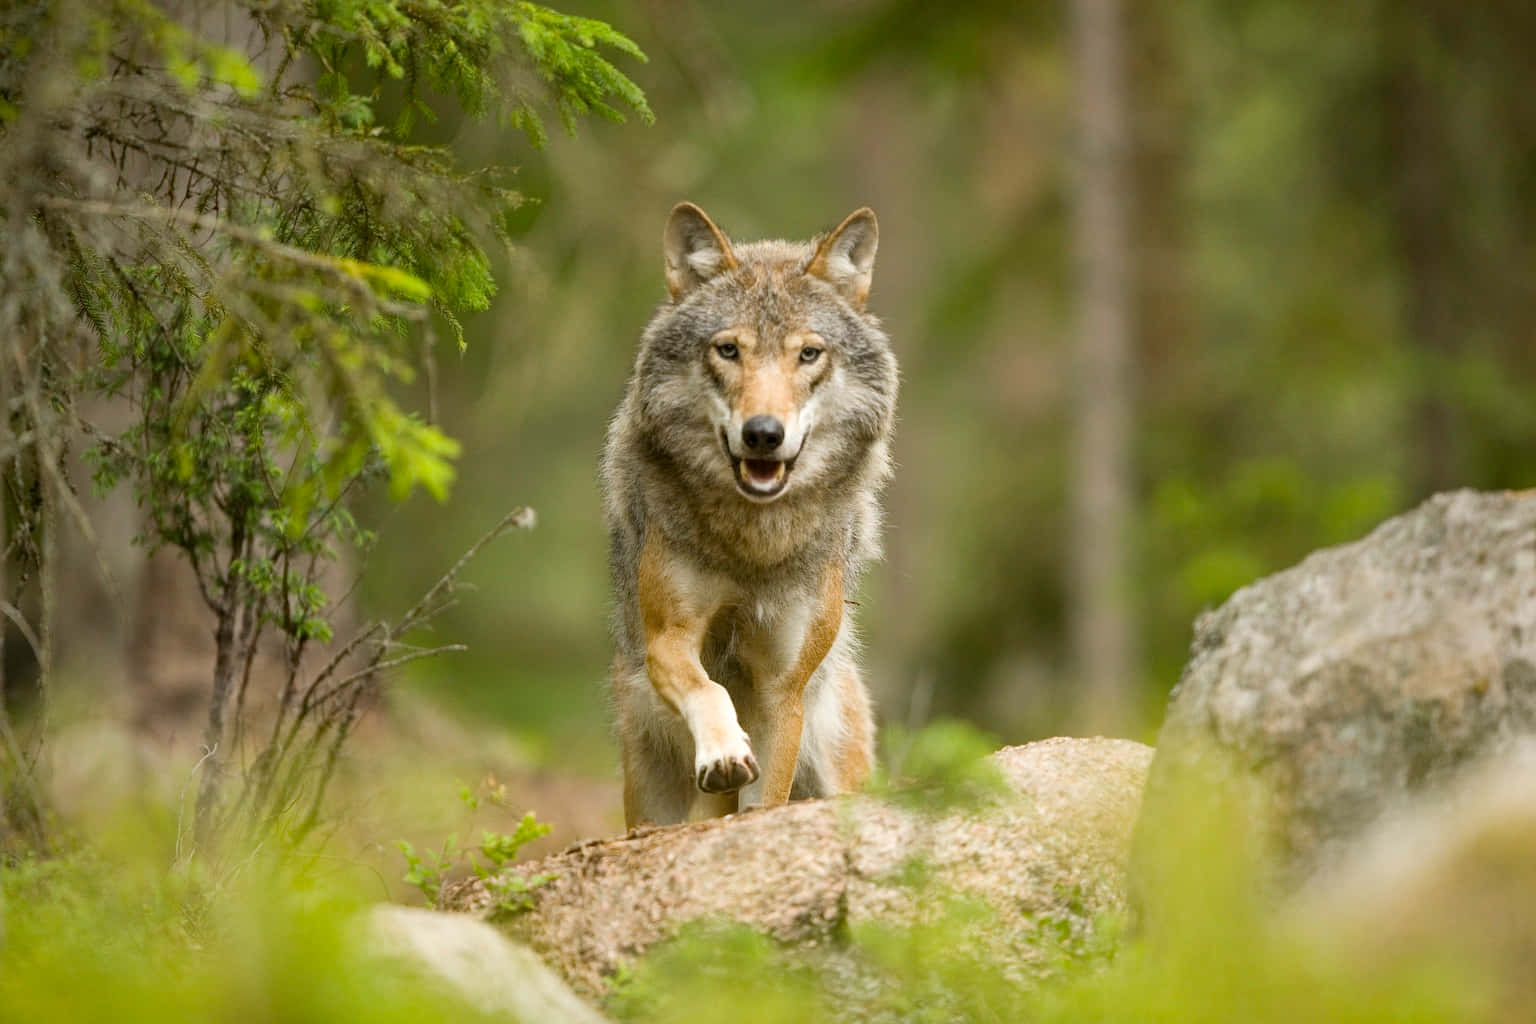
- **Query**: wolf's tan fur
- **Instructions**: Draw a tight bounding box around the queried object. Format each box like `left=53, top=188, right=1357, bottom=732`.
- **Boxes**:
left=603, top=203, right=898, bottom=827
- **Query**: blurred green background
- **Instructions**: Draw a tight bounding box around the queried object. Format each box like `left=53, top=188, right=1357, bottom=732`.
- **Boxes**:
left=366, top=0, right=1536, bottom=772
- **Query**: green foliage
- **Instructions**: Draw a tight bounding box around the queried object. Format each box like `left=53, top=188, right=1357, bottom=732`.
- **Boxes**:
left=4, top=0, right=649, bottom=589
left=1143, top=459, right=1401, bottom=676
left=26, top=0, right=652, bottom=509
left=874, top=718, right=1011, bottom=812
left=608, top=921, right=826, bottom=1024
left=0, top=848, right=502, bottom=1024
left=476, top=811, right=553, bottom=872
left=1023, top=768, right=1490, bottom=1024
left=294, top=0, right=652, bottom=146
left=840, top=898, right=1080, bottom=1023
left=396, top=835, right=456, bottom=906
left=510, top=2, right=653, bottom=143
left=396, top=780, right=553, bottom=911
left=483, top=862, right=559, bottom=916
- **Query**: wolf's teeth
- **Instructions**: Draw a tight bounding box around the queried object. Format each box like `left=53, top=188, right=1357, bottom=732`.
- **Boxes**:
left=743, top=460, right=783, bottom=485
left=733, top=455, right=791, bottom=499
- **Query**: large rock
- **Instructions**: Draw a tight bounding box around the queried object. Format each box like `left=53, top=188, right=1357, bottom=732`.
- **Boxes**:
left=1141, top=490, right=1536, bottom=882
left=441, top=737, right=1152, bottom=997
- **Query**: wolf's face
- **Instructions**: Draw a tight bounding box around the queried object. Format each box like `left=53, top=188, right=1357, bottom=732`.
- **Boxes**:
left=635, top=204, right=897, bottom=507
left=704, top=323, right=829, bottom=500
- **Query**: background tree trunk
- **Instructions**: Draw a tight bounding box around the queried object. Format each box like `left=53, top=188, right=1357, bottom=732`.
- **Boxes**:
left=1383, top=1, right=1461, bottom=499
left=1069, top=0, right=1136, bottom=732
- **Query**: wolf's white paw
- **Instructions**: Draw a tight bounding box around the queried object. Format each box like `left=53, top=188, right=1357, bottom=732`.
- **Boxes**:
left=695, top=731, right=759, bottom=794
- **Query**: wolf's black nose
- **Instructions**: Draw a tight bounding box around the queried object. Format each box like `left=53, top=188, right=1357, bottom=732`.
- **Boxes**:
left=741, top=415, right=785, bottom=452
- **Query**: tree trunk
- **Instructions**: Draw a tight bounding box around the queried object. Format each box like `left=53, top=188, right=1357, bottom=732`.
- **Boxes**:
left=1068, top=0, right=1136, bottom=731
left=1384, top=2, right=1461, bottom=499
left=194, top=509, right=249, bottom=842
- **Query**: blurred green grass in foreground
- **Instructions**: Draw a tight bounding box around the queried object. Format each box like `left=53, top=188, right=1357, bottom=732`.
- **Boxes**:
left=0, top=847, right=496, bottom=1023
left=0, top=723, right=1498, bottom=1023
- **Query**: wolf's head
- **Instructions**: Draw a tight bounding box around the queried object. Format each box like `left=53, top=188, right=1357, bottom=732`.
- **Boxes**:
left=634, top=203, right=898, bottom=506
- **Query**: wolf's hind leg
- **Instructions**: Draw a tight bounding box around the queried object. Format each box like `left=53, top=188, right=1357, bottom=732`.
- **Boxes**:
left=829, top=661, right=874, bottom=793
left=620, top=723, right=695, bottom=828
left=781, top=656, right=872, bottom=800
left=687, top=790, right=739, bottom=821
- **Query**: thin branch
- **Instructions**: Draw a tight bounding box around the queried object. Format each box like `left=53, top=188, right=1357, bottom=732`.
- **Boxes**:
left=289, top=680, right=368, bottom=844
left=21, top=419, right=125, bottom=617
left=308, top=643, right=466, bottom=712
left=394, top=507, right=536, bottom=635
left=0, top=711, right=49, bottom=853
left=174, top=744, right=221, bottom=867
left=294, top=620, right=385, bottom=712
left=229, top=604, right=265, bottom=769
left=0, top=603, right=44, bottom=666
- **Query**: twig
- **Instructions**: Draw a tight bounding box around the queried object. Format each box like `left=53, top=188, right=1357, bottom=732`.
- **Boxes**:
left=395, top=507, right=536, bottom=634
left=0, top=602, right=44, bottom=665
left=174, top=744, right=220, bottom=866
left=293, top=620, right=386, bottom=716
left=0, top=712, right=48, bottom=852
left=33, top=391, right=58, bottom=769
left=290, top=681, right=368, bottom=844
left=5, top=334, right=124, bottom=620
left=308, top=643, right=466, bottom=712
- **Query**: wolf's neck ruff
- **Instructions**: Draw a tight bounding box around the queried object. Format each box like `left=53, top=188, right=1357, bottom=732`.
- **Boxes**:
left=603, top=202, right=898, bottom=828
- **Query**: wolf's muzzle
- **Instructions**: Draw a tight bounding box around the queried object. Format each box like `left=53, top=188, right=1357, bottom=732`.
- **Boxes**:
left=721, top=426, right=799, bottom=502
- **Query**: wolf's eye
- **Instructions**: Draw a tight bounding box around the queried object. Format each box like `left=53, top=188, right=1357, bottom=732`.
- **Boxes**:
left=799, top=346, right=823, bottom=364
left=715, top=342, right=739, bottom=360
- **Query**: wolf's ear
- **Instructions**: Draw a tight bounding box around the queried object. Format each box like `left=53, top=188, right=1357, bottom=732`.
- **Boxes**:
left=663, top=202, right=737, bottom=301
left=808, top=207, right=878, bottom=308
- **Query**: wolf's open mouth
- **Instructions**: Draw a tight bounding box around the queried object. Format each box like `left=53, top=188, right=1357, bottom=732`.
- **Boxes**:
left=722, top=429, right=798, bottom=501
left=732, top=454, right=795, bottom=500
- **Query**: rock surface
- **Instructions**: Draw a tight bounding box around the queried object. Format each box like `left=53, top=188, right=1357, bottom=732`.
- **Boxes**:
left=1141, top=489, right=1536, bottom=881
left=366, top=904, right=612, bottom=1023
left=441, top=737, right=1153, bottom=997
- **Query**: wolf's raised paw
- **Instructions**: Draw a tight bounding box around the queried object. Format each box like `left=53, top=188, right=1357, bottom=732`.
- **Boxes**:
left=696, top=750, right=759, bottom=793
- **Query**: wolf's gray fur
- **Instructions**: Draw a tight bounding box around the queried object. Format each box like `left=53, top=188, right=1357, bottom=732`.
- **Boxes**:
left=602, top=204, right=898, bottom=826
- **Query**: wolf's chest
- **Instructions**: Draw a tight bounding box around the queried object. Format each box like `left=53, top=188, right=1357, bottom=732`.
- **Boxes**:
left=700, top=590, right=816, bottom=688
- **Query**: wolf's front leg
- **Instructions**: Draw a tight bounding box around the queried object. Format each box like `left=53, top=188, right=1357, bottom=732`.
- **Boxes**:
left=741, top=563, right=846, bottom=807
left=638, top=534, right=758, bottom=798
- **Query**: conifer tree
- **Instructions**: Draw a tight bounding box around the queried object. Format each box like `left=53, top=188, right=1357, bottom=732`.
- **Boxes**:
left=0, top=0, right=650, bottom=847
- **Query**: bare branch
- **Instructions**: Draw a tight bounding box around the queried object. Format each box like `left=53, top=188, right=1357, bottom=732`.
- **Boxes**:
left=0, top=603, right=44, bottom=666
left=395, top=507, right=536, bottom=635
left=309, top=643, right=467, bottom=712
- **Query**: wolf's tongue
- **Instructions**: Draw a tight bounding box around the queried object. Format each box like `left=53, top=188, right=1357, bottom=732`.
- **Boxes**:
left=743, top=459, right=783, bottom=485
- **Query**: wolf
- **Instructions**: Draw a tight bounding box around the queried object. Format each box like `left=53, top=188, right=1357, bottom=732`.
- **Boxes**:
left=602, top=202, right=899, bottom=828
